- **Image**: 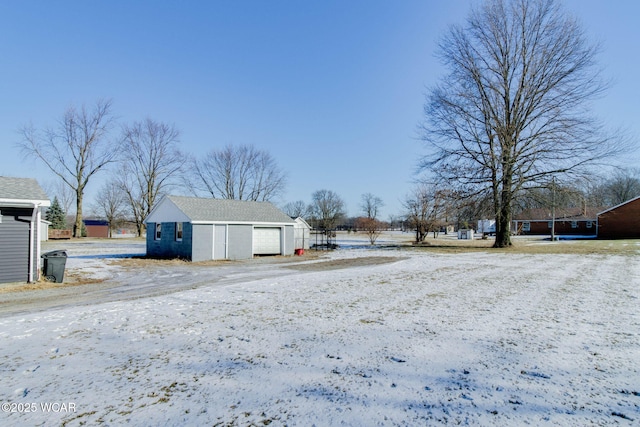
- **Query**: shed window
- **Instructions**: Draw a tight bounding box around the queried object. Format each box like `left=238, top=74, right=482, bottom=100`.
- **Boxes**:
left=175, top=222, right=183, bottom=241
left=548, top=221, right=553, bottom=228
left=571, top=221, right=578, bottom=229
left=155, top=223, right=162, bottom=240
left=522, top=221, right=530, bottom=232
left=586, top=221, right=593, bottom=228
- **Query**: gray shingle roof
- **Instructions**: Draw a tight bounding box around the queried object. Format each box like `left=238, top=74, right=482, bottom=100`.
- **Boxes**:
left=168, top=195, right=295, bottom=224
left=0, top=176, right=49, bottom=202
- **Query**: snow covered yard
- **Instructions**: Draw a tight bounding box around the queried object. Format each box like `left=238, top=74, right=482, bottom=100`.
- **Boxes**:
left=1, top=245, right=639, bottom=426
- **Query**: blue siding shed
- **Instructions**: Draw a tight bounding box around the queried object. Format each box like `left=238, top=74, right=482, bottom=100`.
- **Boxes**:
left=144, top=196, right=295, bottom=261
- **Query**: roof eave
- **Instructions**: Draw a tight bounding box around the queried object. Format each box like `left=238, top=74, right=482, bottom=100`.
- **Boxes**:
left=0, top=198, right=51, bottom=208
left=597, top=195, right=640, bottom=216
left=191, top=220, right=295, bottom=226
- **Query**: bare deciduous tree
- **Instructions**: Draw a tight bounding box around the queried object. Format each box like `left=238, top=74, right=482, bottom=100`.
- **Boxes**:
left=189, top=144, right=287, bottom=202
left=404, top=184, right=447, bottom=243
left=357, top=193, right=385, bottom=243
left=354, top=217, right=385, bottom=244
left=44, top=179, right=75, bottom=218
left=19, top=99, right=117, bottom=237
left=420, top=0, right=624, bottom=247
left=360, top=193, right=384, bottom=220
left=602, top=168, right=640, bottom=206
left=309, top=189, right=346, bottom=230
left=119, top=119, right=185, bottom=236
left=91, top=179, right=127, bottom=238
left=282, top=200, right=309, bottom=218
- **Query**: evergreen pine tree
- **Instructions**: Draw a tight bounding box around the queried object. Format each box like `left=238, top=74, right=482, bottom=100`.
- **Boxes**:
left=47, top=197, right=67, bottom=229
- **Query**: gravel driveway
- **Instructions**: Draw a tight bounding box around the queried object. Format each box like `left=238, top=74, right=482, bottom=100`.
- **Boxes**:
left=0, top=239, right=403, bottom=317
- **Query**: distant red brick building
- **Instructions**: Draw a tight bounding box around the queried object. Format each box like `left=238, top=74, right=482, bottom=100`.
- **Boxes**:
left=512, top=207, right=600, bottom=236
left=597, top=196, right=640, bottom=239
left=83, top=219, right=110, bottom=238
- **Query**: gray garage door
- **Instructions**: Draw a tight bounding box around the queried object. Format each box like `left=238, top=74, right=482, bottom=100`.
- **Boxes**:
left=253, top=227, right=281, bottom=255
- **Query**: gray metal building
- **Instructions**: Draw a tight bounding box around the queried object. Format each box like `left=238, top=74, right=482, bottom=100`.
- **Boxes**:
left=0, top=177, right=50, bottom=283
left=145, top=195, right=296, bottom=261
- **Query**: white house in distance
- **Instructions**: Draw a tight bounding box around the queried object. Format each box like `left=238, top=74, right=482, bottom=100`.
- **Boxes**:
left=145, top=195, right=296, bottom=261
left=0, top=177, right=50, bottom=283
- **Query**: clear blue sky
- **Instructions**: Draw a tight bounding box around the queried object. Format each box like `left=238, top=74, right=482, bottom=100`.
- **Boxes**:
left=1, top=0, right=638, bottom=219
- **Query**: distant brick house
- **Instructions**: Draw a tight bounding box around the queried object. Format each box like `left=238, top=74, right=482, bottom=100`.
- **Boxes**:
left=512, top=207, right=600, bottom=236
left=597, top=196, right=640, bottom=239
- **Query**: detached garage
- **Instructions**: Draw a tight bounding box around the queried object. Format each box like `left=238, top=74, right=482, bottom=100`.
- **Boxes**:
left=145, top=195, right=296, bottom=261
left=0, top=177, right=50, bottom=283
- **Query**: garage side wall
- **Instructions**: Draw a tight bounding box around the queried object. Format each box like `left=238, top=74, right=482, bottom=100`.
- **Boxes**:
left=284, top=225, right=294, bottom=255
left=227, top=224, right=252, bottom=260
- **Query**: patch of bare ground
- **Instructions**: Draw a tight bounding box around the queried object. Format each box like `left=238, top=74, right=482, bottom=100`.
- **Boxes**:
left=283, top=256, right=407, bottom=271
left=108, top=250, right=327, bottom=270
left=0, top=272, right=105, bottom=294
left=107, top=256, right=195, bottom=270
left=107, top=252, right=405, bottom=273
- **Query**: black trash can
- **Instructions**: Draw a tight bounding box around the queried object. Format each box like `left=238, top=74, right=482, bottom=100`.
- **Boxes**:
left=41, top=250, right=68, bottom=283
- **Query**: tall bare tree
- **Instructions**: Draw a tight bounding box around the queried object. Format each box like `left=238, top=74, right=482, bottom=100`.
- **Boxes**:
left=19, top=99, right=117, bottom=237
left=360, top=193, right=384, bottom=220
left=119, top=119, right=185, bottom=236
left=189, top=144, right=287, bottom=202
left=309, top=189, right=346, bottom=230
left=421, top=0, right=623, bottom=247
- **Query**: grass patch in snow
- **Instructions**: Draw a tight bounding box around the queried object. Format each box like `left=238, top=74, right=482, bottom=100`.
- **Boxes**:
left=0, top=272, right=105, bottom=294
left=404, top=236, right=639, bottom=256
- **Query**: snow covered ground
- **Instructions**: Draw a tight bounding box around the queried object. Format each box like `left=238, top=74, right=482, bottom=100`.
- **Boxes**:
left=1, top=236, right=639, bottom=426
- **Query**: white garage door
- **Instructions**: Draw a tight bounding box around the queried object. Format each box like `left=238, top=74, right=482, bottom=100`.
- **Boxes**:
left=253, top=227, right=281, bottom=255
